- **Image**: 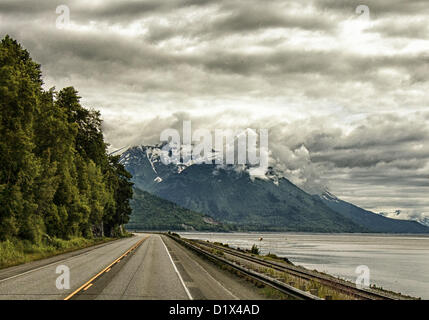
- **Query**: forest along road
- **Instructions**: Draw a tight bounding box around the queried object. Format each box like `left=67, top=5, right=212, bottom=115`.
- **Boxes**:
left=0, top=234, right=263, bottom=300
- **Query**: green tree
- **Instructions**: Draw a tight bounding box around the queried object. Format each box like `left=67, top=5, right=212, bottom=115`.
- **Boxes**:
left=0, top=35, right=43, bottom=242
left=104, top=156, right=133, bottom=237
left=0, top=36, right=134, bottom=242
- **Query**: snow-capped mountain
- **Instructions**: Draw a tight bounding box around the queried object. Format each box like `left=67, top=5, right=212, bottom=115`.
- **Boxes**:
left=120, top=142, right=278, bottom=187
left=121, top=145, right=429, bottom=233
left=319, top=191, right=341, bottom=203
left=121, top=145, right=361, bottom=232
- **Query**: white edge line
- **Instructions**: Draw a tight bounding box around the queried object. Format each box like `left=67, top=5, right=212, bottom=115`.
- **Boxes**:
left=0, top=260, right=61, bottom=284
left=160, top=236, right=193, bottom=300
left=174, top=242, right=239, bottom=300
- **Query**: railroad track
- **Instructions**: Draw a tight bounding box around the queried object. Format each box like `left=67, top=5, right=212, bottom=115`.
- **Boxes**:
left=190, top=239, right=399, bottom=300
left=166, top=234, right=322, bottom=300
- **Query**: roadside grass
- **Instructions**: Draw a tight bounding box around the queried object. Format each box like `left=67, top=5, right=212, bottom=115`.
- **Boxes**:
left=193, top=240, right=352, bottom=299
left=0, top=237, right=118, bottom=269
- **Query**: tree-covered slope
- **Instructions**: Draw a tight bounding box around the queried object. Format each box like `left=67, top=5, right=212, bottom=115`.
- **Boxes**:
left=127, top=187, right=231, bottom=231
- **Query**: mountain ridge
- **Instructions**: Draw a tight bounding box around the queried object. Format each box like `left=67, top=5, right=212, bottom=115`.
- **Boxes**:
left=122, top=145, right=429, bottom=233
left=316, top=191, right=429, bottom=233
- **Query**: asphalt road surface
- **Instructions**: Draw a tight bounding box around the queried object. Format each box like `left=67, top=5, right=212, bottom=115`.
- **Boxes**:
left=0, top=234, right=263, bottom=300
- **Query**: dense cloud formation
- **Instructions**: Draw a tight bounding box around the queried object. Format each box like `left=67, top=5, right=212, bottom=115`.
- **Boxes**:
left=1, top=0, right=428, bottom=222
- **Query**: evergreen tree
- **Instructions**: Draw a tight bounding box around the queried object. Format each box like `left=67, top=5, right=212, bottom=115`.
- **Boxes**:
left=0, top=36, right=43, bottom=242
left=0, top=36, right=134, bottom=242
left=104, top=156, right=133, bottom=237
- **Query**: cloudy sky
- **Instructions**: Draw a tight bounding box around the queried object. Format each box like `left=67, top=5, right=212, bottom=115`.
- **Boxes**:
left=1, top=0, right=429, bottom=223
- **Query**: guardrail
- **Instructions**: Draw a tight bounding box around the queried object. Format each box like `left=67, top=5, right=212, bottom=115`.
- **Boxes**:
left=195, top=239, right=398, bottom=300
left=166, top=234, right=322, bottom=300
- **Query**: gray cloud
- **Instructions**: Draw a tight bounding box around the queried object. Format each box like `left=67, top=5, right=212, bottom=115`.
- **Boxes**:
left=369, top=19, right=429, bottom=40
left=314, top=0, right=429, bottom=16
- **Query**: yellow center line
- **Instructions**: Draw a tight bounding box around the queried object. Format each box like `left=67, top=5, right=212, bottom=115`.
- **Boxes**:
left=64, top=235, right=148, bottom=300
left=83, top=283, right=93, bottom=291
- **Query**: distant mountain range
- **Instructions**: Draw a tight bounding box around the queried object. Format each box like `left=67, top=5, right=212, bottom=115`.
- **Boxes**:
left=316, top=192, right=429, bottom=233
left=121, top=145, right=429, bottom=233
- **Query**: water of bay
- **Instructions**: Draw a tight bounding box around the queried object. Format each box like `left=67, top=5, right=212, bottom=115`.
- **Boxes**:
left=179, top=232, right=429, bottom=299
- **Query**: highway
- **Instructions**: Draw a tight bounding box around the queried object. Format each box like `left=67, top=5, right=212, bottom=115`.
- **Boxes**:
left=0, top=234, right=263, bottom=300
